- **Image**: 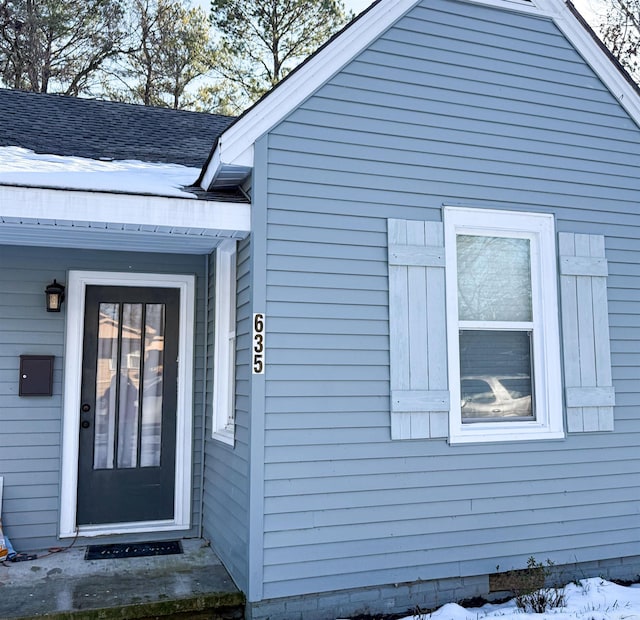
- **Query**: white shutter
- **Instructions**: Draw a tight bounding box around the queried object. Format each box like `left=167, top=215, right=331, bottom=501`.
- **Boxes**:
left=388, top=219, right=449, bottom=439
left=559, top=232, right=615, bottom=432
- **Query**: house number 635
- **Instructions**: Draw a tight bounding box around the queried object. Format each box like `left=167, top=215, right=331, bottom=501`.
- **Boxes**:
left=253, top=313, right=265, bottom=374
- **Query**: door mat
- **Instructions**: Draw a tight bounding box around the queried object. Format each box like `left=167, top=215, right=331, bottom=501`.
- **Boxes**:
left=84, top=540, right=183, bottom=560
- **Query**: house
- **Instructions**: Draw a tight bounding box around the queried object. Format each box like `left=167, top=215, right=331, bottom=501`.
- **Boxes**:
left=1, top=0, right=640, bottom=617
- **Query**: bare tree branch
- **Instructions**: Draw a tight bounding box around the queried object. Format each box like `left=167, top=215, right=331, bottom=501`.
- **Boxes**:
left=210, top=0, right=351, bottom=108
left=0, top=0, right=129, bottom=95
left=599, top=0, right=640, bottom=81
left=104, top=0, right=215, bottom=110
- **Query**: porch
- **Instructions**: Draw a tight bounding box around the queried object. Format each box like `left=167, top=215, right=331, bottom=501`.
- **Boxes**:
left=0, top=538, right=245, bottom=619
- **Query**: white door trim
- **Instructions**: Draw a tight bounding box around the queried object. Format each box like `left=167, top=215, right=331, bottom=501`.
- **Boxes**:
left=60, top=270, right=195, bottom=538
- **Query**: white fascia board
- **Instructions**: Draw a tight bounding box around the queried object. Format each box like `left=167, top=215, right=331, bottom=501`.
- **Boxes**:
left=201, top=145, right=223, bottom=190
left=0, top=184, right=251, bottom=234
left=202, top=0, right=640, bottom=190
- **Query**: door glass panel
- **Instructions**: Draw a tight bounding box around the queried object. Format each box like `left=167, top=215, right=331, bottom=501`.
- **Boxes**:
left=94, top=303, right=119, bottom=469
left=117, top=304, right=142, bottom=468
left=457, top=235, right=532, bottom=322
left=140, top=304, right=165, bottom=467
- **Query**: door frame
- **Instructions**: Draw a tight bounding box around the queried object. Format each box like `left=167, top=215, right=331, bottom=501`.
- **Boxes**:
left=60, top=270, right=195, bottom=538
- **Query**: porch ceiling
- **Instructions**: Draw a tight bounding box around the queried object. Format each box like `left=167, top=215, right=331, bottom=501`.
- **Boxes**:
left=0, top=184, right=251, bottom=255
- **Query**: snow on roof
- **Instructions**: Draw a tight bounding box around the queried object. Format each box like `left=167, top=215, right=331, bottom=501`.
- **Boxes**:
left=0, top=146, right=200, bottom=199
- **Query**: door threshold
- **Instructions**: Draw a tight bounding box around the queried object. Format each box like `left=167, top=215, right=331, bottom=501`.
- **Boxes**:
left=65, top=520, right=189, bottom=538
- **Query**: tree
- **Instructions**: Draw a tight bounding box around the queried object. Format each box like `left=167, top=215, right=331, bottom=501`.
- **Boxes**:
left=599, top=0, right=640, bottom=81
left=161, top=2, right=215, bottom=109
left=102, top=0, right=215, bottom=109
left=0, top=0, right=128, bottom=95
left=191, top=80, right=236, bottom=115
left=210, top=0, right=351, bottom=112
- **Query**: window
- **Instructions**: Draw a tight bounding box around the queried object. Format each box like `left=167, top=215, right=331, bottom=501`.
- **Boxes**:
left=387, top=214, right=614, bottom=442
left=212, top=240, right=237, bottom=445
left=444, top=207, right=563, bottom=444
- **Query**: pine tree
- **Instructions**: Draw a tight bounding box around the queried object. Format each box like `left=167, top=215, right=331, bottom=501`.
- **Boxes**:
left=209, top=0, right=351, bottom=112
left=103, top=0, right=215, bottom=109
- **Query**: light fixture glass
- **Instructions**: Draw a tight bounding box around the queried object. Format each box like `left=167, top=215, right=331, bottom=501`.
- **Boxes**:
left=45, top=279, right=65, bottom=312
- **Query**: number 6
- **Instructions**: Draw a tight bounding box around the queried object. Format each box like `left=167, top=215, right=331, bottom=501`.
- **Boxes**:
left=254, top=314, right=264, bottom=332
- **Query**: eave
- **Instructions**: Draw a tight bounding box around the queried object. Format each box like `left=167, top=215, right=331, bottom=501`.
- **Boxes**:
left=0, top=184, right=251, bottom=254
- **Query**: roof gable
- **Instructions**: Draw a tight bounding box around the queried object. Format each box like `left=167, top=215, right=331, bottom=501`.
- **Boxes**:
left=200, top=0, right=640, bottom=190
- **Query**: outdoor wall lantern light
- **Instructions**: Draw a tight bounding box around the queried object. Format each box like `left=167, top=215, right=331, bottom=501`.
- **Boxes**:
left=45, top=279, right=65, bottom=312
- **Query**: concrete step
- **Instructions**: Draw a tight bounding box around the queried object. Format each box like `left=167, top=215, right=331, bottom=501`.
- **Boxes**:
left=0, top=539, right=244, bottom=620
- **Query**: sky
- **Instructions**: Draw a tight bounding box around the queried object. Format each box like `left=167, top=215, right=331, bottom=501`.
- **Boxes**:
left=346, top=0, right=374, bottom=13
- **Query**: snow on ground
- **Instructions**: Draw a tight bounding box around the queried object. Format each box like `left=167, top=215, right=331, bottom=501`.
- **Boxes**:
left=400, top=579, right=640, bottom=620
left=0, top=146, right=201, bottom=198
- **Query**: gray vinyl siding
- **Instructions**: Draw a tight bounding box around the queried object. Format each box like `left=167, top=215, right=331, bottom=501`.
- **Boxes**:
left=0, top=245, right=206, bottom=551
left=202, top=238, right=251, bottom=592
left=258, top=0, right=640, bottom=599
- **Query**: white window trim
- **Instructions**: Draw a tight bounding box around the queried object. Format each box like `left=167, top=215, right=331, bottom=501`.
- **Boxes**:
left=444, top=207, right=564, bottom=444
left=212, top=240, right=237, bottom=445
left=60, top=270, right=195, bottom=538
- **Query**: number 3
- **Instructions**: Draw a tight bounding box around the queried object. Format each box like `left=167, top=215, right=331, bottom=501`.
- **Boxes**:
left=254, top=333, right=264, bottom=353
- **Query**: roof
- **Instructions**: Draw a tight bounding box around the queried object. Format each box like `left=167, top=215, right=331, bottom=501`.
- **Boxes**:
left=199, top=0, right=640, bottom=190
left=0, top=88, right=248, bottom=203
left=0, top=88, right=234, bottom=168
left=0, top=90, right=250, bottom=254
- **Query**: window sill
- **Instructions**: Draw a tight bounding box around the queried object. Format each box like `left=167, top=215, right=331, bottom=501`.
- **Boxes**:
left=212, top=428, right=234, bottom=446
left=449, top=426, right=565, bottom=445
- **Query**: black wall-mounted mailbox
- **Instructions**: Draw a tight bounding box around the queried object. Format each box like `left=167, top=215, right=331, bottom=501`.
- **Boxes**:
left=19, top=355, right=54, bottom=396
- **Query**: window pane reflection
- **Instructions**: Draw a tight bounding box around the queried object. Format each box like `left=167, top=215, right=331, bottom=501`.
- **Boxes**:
left=94, top=303, right=119, bottom=469
left=117, top=304, right=142, bottom=469
left=457, top=235, right=532, bottom=322
left=140, top=304, right=165, bottom=467
left=460, top=330, right=533, bottom=422
left=92, top=300, right=167, bottom=471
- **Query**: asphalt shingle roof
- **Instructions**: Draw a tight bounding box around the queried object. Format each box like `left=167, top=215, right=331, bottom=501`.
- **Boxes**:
left=0, top=88, right=234, bottom=168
